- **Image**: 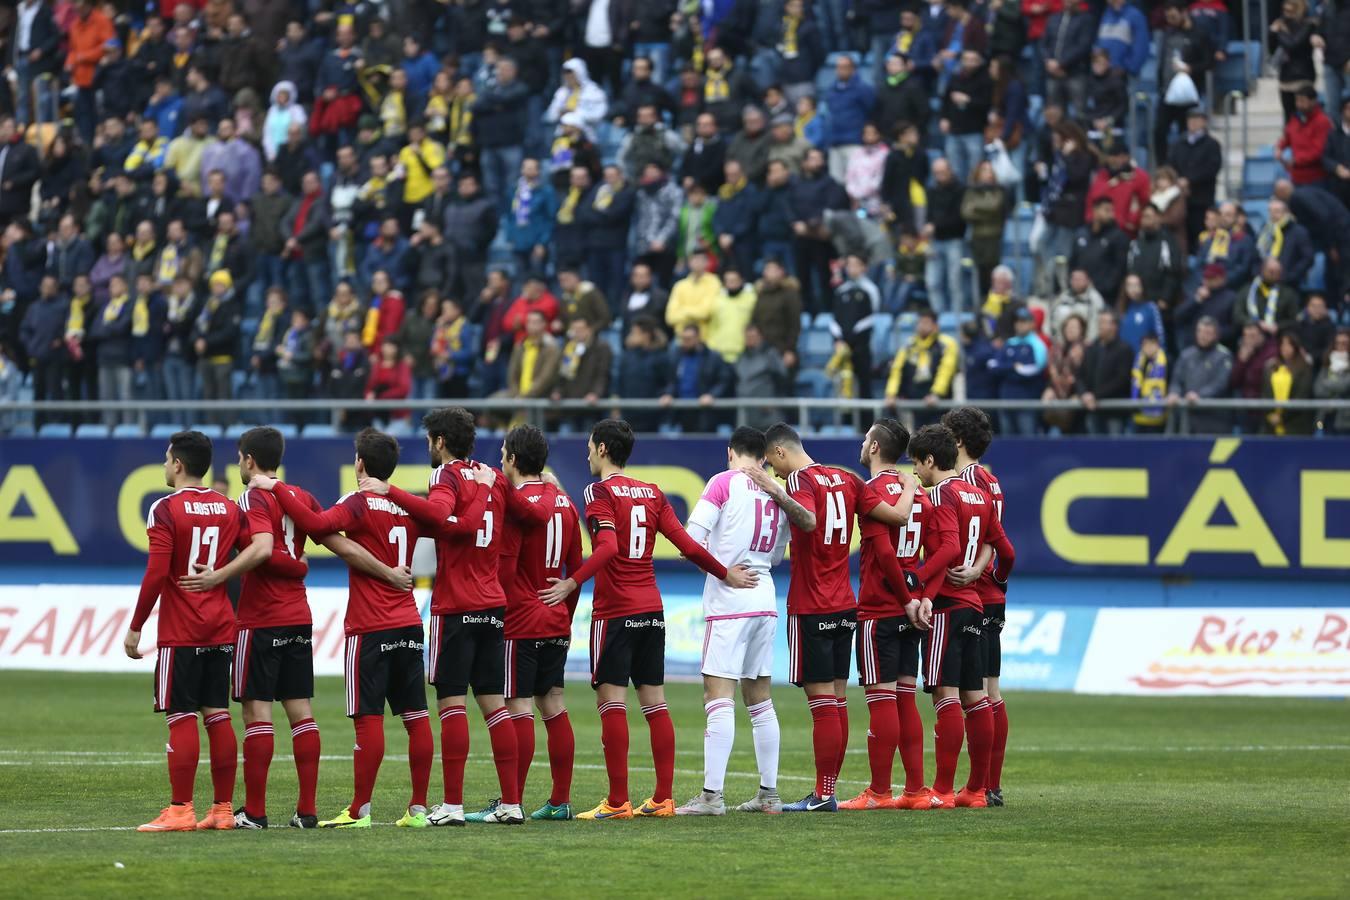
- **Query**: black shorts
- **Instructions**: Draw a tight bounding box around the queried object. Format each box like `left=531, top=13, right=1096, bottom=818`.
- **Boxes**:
left=921, top=605, right=985, bottom=693
left=982, top=602, right=1006, bottom=679
left=856, top=615, right=922, bottom=686
left=344, top=626, right=428, bottom=718
left=787, top=610, right=857, bottom=687
left=590, top=613, right=665, bottom=689
left=233, top=625, right=314, bottom=703
left=428, top=608, right=506, bottom=699
left=153, top=644, right=232, bottom=714
left=505, top=636, right=570, bottom=699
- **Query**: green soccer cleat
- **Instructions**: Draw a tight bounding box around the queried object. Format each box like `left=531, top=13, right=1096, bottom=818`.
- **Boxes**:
left=319, top=807, right=371, bottom=829
left=529, top=802, right=574, bottom=821
left=464, top=798, right=501, bottom=823
left=395, top=805, right=429, bottom=828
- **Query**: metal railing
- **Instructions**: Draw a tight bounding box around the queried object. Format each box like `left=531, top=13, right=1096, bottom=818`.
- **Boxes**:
left=4, top=396, right=1347, bottom=437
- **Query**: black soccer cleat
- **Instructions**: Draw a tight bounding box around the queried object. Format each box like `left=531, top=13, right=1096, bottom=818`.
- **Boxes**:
left=233, top=808, right=268, bottom=829
left=289, top=812, right=319, bottom=829
left=985, top=789, right=1004, bottom=807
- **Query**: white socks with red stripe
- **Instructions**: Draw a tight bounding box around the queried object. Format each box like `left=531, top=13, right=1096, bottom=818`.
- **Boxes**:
left=702, top=699, right=735, bottom=792
left=747, top=699, right=779, bottom=791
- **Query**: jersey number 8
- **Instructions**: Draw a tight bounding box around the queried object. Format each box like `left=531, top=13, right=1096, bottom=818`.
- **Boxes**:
left=962, top=516, right=982, bottom=568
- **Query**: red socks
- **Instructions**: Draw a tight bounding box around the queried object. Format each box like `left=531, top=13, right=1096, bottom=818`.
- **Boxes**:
left=895, top=684, right=925, bottom=792
left=512, top=712, right=535, bottom=800
left=641, top=703, right=675, bottom=804
left=989, top=699, right=1008, bottom=791
left=543, top=710, right=574, bottom=806
left=932, top=697, right=965, bottom=795
left=439, top=705, right=468, bottom=805
left=402, top=710, right=433, bottom=809
left=807, top=694, right=841, bottom=798
left=864, top=689, right=898, bottom=795
left=350, top=714, right=385, bottom=816
left=242, top=721, right=274, bottom=817
left=834, top=697, right=849, bottom=780
left=485, top=707, right=520, bottom=805
left=599, top=701, right=629, bottom=807
left=963, top=698, right=994, bottom=793
left=291, top=718, right=320, bottom=817
left=203, top=711, right=236, bottom=804
left=166, top=712, right=200, bottom=805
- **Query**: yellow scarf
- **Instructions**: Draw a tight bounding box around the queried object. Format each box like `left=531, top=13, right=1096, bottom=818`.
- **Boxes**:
left=208, top=235, right=228, bottom=273
left=361, top=175, right=388, bottom=208
left=557, top=186, right=582, bottom=224
left=825, top=343, right=855, bottom=398
left=781, top=16, right=800, bottom=56
left=519, top=339, right=540, bottom=393
left=1270, top=364, right=1292, bottom=435
left=794, top=112, right=813, bottom=140
left=691, top=31, right=705, bottom=73
left=718, top=176, right=747, bottom=201
left=255, top=308, right=280, bottom=350
left=704, top=66, right=730, bottom=102
left=1204, top=227, right=1231, bottom=260
left=593, top=181, right=623, bottom=210
left=426, top=94, right=449, bottom=133
left=564, top=87, right=580, bottom=112
left=380, top=90, right=406, bottom=135
left=103, top=293, right=130, bottom=324
left=66, top=295, right=88, bottom=335
left=156, top=244, right=179, bottom=284
left=132, top=294, right=151, bottom=337
left=896, top=30, right=914, bottom=53
left=1262, top=218, right=1287, bottom=260
left=133, top=240, right=156, bottom=262
left=560, top=339, right=582, bottom=379
left=449, top=94, right=475, bottom=147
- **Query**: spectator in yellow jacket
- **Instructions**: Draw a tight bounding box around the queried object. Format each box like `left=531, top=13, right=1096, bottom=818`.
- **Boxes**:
left=666, top=250, right=721, bottom=338
left=884, top=307, right=960, bottom=426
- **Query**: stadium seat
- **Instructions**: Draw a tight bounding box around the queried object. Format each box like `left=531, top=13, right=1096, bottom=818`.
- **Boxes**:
left=812, top=312, right=836, bottom=330
left=189, top=424, right=224, bottom=438
left=1303, top=253, right=1326, bottom=293
left=869, top=313, right=894, bottom=359
left=794, top=369, right=832, bottom=398
left=112, top=423, right=145, bottom=438
left=74, top=423, right=109, bottom=439
left=38, top=422, right=72, bottom=439
left=225, top=424, right=253, bottom=439
left=9, top=423, right=36, bottom=437
left=1241, top=158, right=1279, bottom=200
left=385, top=419, right=413, bottom=437
left=301, top=423, right=338, bottom=438
left=275, top=424, right=299, bottom=438
left=150, top=423, right=184, bottom=439
left=800, top=328, right=835, bottom=368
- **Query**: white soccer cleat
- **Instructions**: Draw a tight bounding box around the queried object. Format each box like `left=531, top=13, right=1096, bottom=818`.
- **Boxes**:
left=428, top=802, right=465, bottom=827
left=736, top=788, right=783, bottom=814
left=480, top=802, right=525, bottom=825
left=675, top=790, right=727, bottom=816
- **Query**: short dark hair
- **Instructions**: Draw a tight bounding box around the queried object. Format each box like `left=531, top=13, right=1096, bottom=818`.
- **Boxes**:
left=591, top=418, right=635, bottom=467
left=238, top=426, right=285, bottom=472
left=355, top=427, right=400, bottom=480
left=915, top=305, right=938, bottom=323
left=907, top=424, right=957, bottom=471
left=423, top=407, right=475, bottom=458
left=940, top=407, right=993, bottom=460
left=870, top=418, right=910, bottom=464
left=168, top=430, right=213, bottom=478
left=728, top=426, right=766, bottom=458
left=764, top=422, right=803, bottom=453
left=504, top=424, right=549, bottom=476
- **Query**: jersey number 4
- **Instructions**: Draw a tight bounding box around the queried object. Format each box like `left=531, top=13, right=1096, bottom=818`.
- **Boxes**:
left=823, top=490, right=849, bottom=546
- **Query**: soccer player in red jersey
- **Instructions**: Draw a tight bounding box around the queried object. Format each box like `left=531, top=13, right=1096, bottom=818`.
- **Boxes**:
left=839, top=419, right=922, bottom=811
left=124, top=431, right=254, bottom=832
left=538, top=419, right=757, bottom=820
left=360, top=407, right=551, bottom=826
left=496, top=425, right=583, bottom=821
left=748, top=423, right=906, bottom=812
left=250, top=428, right=437, bottom=829
left=907, top=425, right=1015, bottom=810
left=178, top=427, right=412, bottom=829
left=943, top=406, right=1012, bottom=806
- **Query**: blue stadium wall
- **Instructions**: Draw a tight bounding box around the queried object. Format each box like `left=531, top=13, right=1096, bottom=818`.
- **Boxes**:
left=1, top=437, right=1347, bottom=695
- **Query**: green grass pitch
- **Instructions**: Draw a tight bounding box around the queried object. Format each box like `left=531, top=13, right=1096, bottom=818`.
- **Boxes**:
left=1, top=671, right=1347, bottom=898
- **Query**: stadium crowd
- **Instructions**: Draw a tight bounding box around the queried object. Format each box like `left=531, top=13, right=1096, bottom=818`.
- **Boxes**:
left=1, top=0, right=1349, bottom=436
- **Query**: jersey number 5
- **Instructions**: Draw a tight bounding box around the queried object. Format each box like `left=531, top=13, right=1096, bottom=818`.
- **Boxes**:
left=629, top=506, right=648, bottom=559
left=898, top=516, right=922, bottom=559
left=188, top=525, right=220, bottom=575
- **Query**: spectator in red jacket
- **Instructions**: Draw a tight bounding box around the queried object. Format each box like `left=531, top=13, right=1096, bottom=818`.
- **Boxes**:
left=1277, top=86, right=1332, bottom=185
left=365, top=336, right=412, bottom=420
left=1085, top=143, right=1152, bottom=236
left=361, top=270, right=406, bottom=352
left=501, top=273, right=561, bottom=343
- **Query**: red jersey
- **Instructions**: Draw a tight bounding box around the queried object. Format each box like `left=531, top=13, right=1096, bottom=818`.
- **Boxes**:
left=961, top=462, right=1009, bottom=607
left=857, top=471, right=918, bottom=620
left=500, top=480, right=582, bottom=639
left=388, top=460, right=501, bottom=615
left=577, top=473, right=728, bottom=620
left=897, top=487, right=962, bottom=601
left=785, top=464, right=868, bottom=616
left=133, top=486, right=245, bottom=646
left=274, top=486, right=424, bottom=636
left=236, top=486, right=321, bottom=629
left=928, top=477, right=1014, bottom=612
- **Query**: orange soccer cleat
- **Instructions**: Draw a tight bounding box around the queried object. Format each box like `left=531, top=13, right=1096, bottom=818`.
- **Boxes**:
left=838, top=788, right=896, bottom=810
left=138, top=804, right=197, bottom=832
left=195, top=801, right=237, bottom=829
left=954, top=788, right=988, bottom=808
left=894, top=787, right=940, bottom=810
left=929, top=790, right=957, bottom=809
left=633, top=797, right=675, bottom=817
